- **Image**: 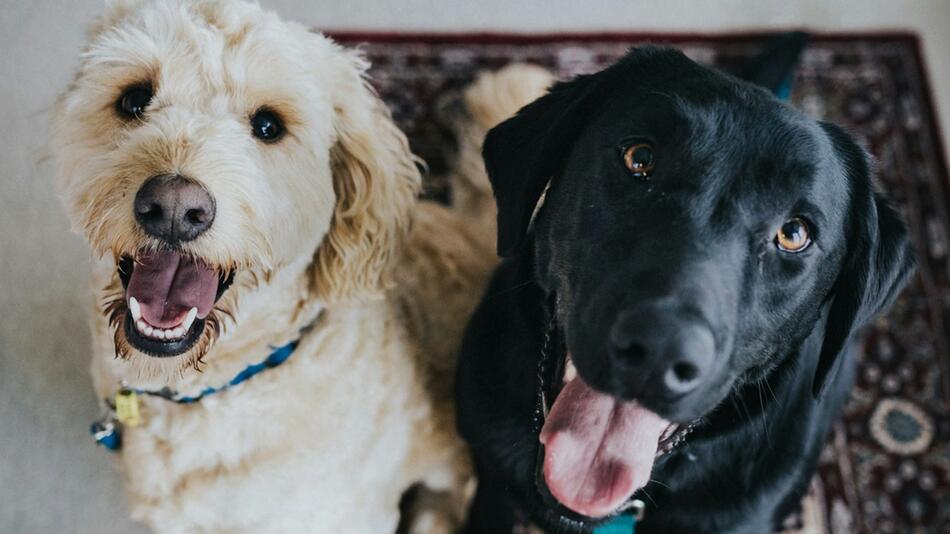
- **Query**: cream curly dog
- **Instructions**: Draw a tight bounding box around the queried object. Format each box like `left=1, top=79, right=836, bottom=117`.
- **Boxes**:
left=51, top=0, right=552, bottom=531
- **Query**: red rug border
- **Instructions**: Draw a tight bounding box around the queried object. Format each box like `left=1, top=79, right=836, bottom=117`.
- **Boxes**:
left=324, top=29, right=918, bottom=45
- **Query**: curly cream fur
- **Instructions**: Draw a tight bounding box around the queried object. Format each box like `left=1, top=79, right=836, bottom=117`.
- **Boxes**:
left=313, top=50, right=422, bottom=302
left=52, top=0, right=551, bottom=531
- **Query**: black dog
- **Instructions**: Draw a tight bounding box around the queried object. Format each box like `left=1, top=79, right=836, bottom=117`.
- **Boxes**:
left=456, top=46, right=915, bottom=533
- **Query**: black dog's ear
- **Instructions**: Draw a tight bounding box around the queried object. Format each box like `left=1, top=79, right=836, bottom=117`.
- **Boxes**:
left=813, top=122, right=916, bottom=397
left=737, top=32, right=808, bottom=96
left=483, top=69, right=610, bottom=256
left=484, top=47, right=703, bottom=256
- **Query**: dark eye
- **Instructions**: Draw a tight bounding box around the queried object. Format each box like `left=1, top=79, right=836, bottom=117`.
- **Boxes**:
left=250, top=108, right=284, bottom=142
left=117, top=85, right=153, bottom=118
left=775, top=217, right=812, bottom=253
left=622, top=143, right=655, bottom=178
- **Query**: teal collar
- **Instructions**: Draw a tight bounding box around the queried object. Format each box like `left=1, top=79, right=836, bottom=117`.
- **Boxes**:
left=593, top=499, right=645, bottom=534
left=91, top=339, right=299, bottom=451
left=594, top=513, right=637, bottom=534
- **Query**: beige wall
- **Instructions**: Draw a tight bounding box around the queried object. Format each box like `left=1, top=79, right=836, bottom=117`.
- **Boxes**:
left=0, top=1, right=946, bottom=532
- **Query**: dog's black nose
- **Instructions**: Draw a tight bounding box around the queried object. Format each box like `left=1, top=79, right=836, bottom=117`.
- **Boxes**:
left=134, top=174, right=215, bottom=244
left=609, top=305, right=715, bottom=399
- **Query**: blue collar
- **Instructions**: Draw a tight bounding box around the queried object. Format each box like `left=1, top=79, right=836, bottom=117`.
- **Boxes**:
left=91, top=340, right=299, bottom=451
left=137, top=340, right=298, bottom=403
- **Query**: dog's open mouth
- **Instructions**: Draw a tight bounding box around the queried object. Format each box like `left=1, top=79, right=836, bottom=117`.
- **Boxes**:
left=117, top=250, right=234, bottom=357
left=534, top=348, right=695, bottom=520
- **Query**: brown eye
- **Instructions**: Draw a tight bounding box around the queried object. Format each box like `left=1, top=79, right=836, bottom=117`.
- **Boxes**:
left=622, top=143, right=656, bottom=178
left=775, top=217, right=812, bottom=253
left=117, top=85, right=153, bottom=118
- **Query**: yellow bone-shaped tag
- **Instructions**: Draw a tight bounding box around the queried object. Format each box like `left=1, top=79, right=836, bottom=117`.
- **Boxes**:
left=115, top=389, right=142, bottom=427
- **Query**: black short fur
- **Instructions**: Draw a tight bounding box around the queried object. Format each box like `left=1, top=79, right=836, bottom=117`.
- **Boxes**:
left=456, top=47, right=915, bottom=533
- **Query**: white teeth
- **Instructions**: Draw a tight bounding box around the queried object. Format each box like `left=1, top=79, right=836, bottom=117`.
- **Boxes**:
left=128, top=297, right=141, bottom=321
left=182, top=307, right=198, bottom=331
left=564, top=360, right=577, bottom=384
left=131, top=307, right=194, bottom=341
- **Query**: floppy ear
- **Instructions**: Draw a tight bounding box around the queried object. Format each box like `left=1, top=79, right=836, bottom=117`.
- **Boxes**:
left=813, top=122, right=916, bottom=397
left=310, top=46, right=421, bottom=302
left=737, top=32, right=808, bottom=97
left=483, top=65, right=612, bottom=256
left=484, top=46, right=699, bottom=256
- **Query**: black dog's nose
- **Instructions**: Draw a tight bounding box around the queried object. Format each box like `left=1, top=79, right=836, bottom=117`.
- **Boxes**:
left=609, top=306, right=715, bottom=399
left=134, top=174, right=215, bottom=244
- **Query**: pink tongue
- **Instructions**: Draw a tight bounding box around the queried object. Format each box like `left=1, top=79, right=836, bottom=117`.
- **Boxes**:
left=539, top=364, right=669, bottom=518
left=127, top=250, right=218, bottom=328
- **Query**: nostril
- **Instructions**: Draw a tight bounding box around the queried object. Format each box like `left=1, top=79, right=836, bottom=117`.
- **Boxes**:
left=613, top=341, right=647, bottom=366
left=185, top=208, right=207, bottom=225
left=664, top=360, right=702, bottom=395
left=672, top=361, right=699, bottom=383
left=138, top=203, right=163, bottom=220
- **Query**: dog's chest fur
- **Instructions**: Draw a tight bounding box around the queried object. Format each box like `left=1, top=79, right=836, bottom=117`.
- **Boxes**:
left=114, top=304, right=437, bottom=532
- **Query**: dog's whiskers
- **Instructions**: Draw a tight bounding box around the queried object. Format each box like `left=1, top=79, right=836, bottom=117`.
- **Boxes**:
left=763, top=375, right=779, bottom=404
left=756, top=381, right=772, bottom=445
left=489, top=279, right=534, bottom=297
left=637, top=487, right=659, bottom=508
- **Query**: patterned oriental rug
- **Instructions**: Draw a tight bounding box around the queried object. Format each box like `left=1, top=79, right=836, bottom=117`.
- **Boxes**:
left=329, top=32, right=949, bottom=534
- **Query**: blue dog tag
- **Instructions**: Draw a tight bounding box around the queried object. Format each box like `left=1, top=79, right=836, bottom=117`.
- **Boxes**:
left=90, top=420, right=121, bottom=451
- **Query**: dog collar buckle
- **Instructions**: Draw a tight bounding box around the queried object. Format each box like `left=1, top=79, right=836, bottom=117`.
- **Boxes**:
left=621, top=498, right=646, bottom=520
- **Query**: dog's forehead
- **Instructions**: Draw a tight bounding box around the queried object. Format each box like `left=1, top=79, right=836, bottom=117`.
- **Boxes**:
left=576, top=78, right=849, bottom=230
left=612, top=83, right=837, bottom=196
left=83, top=1, right=333, bottom=105
left=680, top=96, right=849, bottom=226
left=681, top=95, right=828, bottom=179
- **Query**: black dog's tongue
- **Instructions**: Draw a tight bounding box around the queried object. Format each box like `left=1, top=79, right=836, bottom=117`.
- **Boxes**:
left=539, top=355, right=669, bottom=518
left=127, top=250, right=217, bottom=328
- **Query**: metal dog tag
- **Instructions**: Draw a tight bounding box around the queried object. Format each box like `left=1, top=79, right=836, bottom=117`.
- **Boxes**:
left=115, top=389, right=142, bottom=427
